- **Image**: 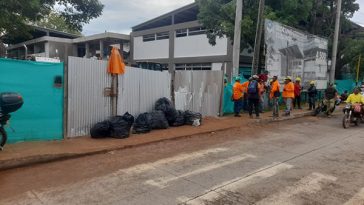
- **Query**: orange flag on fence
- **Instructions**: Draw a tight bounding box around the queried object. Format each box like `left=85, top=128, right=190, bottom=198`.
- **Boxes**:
left=107, top=47, right=125, bottom=75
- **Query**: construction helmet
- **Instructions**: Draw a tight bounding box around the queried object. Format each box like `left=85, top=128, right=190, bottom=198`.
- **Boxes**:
left=295, top=77, right=302, bottom=82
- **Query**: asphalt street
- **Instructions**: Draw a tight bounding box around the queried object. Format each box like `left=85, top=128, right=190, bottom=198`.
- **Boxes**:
left=0, top=114, right=363, bottom=205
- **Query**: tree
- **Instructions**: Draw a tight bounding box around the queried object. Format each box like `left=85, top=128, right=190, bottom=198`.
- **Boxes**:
left=0, top=0, right=103, bottom=37
left=196, top=0, right=360, bottom=76
left=196, top=0, right=359, bottom=47
left=36, top=11, right=82, bottom=35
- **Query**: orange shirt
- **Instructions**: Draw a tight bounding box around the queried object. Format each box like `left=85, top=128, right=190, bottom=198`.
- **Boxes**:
left=232, top=82, right=244, bottom=100
left=241, top=81, right=249, bottom=93
left=282, top=82, right=295, bottom=98
left=270, top=80, right=280, bottom=99
left=258, top=82, right=265, bottom=96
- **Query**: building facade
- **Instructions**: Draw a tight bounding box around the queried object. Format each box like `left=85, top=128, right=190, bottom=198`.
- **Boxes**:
left=130, top=3, right=233, bottom=72
left=6, top=26, right=130, bottom=64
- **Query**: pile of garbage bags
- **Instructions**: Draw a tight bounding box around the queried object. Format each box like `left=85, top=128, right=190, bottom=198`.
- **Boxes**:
left=91, top=112, right=134, bottom=139
left=91, top=98, right=203, bottom=137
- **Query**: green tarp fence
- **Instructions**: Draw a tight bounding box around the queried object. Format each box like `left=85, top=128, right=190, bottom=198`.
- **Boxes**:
left=335, top=79, right=356, bottom=94
left=223, top=76, right=248, bottom=114
left=0, top=58, right=63, bottom=143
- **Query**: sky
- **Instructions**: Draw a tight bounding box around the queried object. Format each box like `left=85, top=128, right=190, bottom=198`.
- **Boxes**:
left=82, top=0, right=195, bottom=35
left=83, top=0, right=364, bottom=35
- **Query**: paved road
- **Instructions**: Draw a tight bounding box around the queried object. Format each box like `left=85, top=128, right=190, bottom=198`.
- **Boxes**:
left=0, top=115, right=363, bottom=205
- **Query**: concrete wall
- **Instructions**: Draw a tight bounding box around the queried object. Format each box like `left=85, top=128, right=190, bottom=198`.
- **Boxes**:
left=174, top=35, right=228, bottom=58
left=133, top=36, right=169, bottom=60
left=212, top=63, right=223, bottom=71
left=48, top=42, right=73, bottom=62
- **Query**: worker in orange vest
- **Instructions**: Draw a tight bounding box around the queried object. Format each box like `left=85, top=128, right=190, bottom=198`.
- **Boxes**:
left=232, top=78, right=244, bottom=117
left=270, top=76, right=281, bottom=118
left=241, top=79, right=250, bottom=112
left=282, top=76, right=295, bottom=116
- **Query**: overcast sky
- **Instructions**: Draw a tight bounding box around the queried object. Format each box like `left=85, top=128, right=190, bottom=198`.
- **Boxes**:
left=82, top=0, right=364, bottom=35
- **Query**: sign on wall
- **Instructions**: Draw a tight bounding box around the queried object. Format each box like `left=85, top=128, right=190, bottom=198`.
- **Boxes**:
left=265, top=19, right=328, bottom=89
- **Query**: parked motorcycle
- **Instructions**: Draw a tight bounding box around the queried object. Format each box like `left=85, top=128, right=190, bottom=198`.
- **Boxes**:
left=342, top=103, right=363, bottom=129
left=0, top=93, right=23, bottom=150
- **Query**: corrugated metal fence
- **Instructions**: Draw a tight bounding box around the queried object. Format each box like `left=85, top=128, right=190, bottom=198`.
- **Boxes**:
left=174, top=71, right=223, bottom=116
left=67, top=57, right=223, bottom=138
left=67, top=57, right=112, bottom=137
left=118, top=68, right=171, bottom=116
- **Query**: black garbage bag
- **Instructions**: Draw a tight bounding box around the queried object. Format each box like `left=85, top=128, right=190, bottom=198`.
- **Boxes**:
left=109, top=114, right=134, bottom=139
left=150, top=111, right=169, bottom=129
left=184, top=110, right=203, bottom=125
left=90, top=121, right=111, bottom=138
left=122, top=112, right=135, bottom=127
left=172, top=110, right=185, bottom=127
left=133, top=113, right=153, bottom=134
left=155, top=98, right=178, bottom=125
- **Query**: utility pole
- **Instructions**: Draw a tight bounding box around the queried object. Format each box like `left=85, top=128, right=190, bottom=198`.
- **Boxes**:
left=356, top=54, right=361, bottom=85
left=251, top=0, right=265, bottom=75
left=232, top=0, right=243, bottom=77
left=329, top=0, right=342, bottom=83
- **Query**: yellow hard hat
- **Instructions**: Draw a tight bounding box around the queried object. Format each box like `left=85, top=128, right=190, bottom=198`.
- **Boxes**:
left=285, top=76, right=292, bottom=81
left=310, top=81, right=315, bottom=85
left=295, top=77, right=301, bottom=82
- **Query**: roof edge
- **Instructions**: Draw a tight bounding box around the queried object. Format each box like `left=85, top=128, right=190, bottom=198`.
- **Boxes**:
left=132, top=2, right=197, bottom=31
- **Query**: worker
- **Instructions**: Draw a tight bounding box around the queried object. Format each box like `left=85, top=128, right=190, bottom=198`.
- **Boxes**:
left=282, top=76, right=295, bottom=116
left=307, top=81, right=318, bottom=110
left=345, top=87, right=364, bottom=104
left=232, top=77, right=244, bottom=117
left=258, top=79, right=266, bottom=113
left=270, top=76, right=280, bottom=118
left=323, top=83, right=338, bottom=117
left=241, top=79, right=250, bottom=112
left=294, top=77, right=302, bottom=109
left=248, top=75, right=261, bottom=118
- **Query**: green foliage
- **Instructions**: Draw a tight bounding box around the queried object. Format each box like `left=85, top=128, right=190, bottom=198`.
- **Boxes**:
left=0, top=0, right=103, bottom=36
left=196, top=0, right=359, bottom=46
left=36, top=11, right=81, bottom=35
left=339, top=38, right=364, bottom=79
left=196, top=0, right=361, bottom=75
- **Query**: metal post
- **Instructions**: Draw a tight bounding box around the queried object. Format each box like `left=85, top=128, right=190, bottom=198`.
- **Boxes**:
left=329, top=0, right=342, bottom=83
left=251, top=0, right=265, bottom=75
left=85, top=42, right=90, bottom=58
left=99, top=40, right=104, bottom=59
left=232, top=0, right=243, bottom=77
left=111, top=74, right=118, bottom=116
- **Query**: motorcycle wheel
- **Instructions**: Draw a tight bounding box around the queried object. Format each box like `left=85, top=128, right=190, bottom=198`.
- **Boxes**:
left=342, top=113, right=350, bottom=129
left=0, top=127, right=7, bottom=150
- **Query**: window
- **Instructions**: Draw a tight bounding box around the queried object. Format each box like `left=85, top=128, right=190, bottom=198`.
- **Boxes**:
left=176, top=29, right=188, bottom=38
left=175, top=63, right=212, bottom=71
left=188, top=27, right=206, bottom=36
left=143, top=34, right=156, bottom=42
left=156, top=32, right=169, bottom=40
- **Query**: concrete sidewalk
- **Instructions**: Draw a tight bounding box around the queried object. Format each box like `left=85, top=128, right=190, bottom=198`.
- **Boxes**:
left=0, top=109, right=313, bottom=171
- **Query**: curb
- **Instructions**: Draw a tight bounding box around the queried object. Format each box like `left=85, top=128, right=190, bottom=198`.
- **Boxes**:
left=0, top=111, right=313, bottom=171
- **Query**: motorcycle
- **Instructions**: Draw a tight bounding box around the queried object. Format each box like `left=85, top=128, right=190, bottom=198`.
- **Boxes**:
left=313, top=100, right=337, bottom=116
left=0, top=93, right=24, bottom=150
left=342, top=103, right=363, bottom=129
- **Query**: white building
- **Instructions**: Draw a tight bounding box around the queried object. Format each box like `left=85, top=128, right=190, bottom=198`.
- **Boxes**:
left=130, top=3, right=234, bottom=72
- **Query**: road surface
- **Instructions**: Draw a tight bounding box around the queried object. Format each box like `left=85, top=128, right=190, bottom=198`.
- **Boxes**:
left=0, top=115, right=363, bottom=205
